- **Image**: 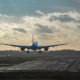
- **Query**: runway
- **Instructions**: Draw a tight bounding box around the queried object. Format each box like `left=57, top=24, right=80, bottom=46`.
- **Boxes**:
left=0, top=50, right=80, bottom=72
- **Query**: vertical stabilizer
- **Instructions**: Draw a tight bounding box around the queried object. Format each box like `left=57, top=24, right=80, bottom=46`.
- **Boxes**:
left=32, top=33, right=34, bottom=43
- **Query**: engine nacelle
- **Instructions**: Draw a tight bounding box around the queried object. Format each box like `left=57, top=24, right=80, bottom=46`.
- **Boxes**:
left=20, top=47, right=25, bottom=51
left=44, top=48, right=49, bottom=51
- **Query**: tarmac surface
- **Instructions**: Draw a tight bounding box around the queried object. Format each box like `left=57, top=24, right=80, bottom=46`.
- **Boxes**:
left=0, top=50, right=80, bottom=72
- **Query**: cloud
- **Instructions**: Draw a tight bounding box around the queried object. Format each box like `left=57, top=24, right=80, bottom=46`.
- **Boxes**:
left=48, top=11, right=80, bottom=21
left=49, top=15, right=77, bottom=22
left=36, top=10, right=45, bottom=16
left=0, top=14, right=24, bottom=23
left=0, top=10, right=80, bottom=50
left=35, top=24, right=53, bottom=33
left=13, top=28, right=27, bottom=33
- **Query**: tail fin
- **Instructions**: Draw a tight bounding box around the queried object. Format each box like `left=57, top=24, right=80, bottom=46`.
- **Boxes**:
left=32, top=34, right=34, bottom=43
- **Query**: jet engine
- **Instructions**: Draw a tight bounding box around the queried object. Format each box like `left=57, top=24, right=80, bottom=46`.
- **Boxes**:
left=44, top=48, right=49, bottom=51
left=21, top=47, right=25, bottom=51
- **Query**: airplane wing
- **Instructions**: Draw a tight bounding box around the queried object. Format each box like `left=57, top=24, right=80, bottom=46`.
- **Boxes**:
left=0, top=43, right=31, bottom=49
left=38, top=43, right=69, bottom=49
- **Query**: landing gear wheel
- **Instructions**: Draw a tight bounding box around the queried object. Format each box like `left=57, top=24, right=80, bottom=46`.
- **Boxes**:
left=39, top=51, right=41, bottom=53
left=27, top=51, right=30, bottom=53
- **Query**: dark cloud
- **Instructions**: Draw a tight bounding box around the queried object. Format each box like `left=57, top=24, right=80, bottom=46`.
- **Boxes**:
left=35, top=24, right=53, bottom=33
left=13, top=28, right=27, bottom=33
left=49, top=15, right=77, bottom=22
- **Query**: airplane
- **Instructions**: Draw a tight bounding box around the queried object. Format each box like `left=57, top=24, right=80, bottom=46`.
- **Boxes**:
left=0, top=35, right=69, bottom=53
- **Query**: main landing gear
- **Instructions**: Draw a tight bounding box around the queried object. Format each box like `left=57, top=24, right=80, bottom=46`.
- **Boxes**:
left=39, top=49, right=42, bottom=53
left=27, top=49, right=30, bottom=53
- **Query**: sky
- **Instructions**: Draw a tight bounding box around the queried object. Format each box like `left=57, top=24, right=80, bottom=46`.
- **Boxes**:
left=0, top=0, right=80, bottom=50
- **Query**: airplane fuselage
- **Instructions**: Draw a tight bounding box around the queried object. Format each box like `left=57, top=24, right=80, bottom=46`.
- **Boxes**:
left=31, top=42, right=38, bottom=50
